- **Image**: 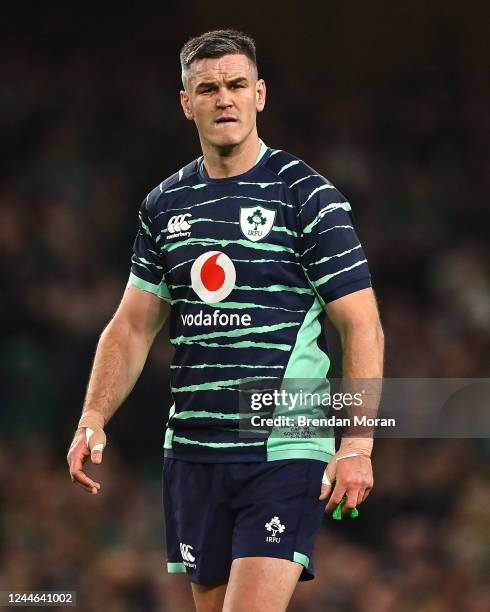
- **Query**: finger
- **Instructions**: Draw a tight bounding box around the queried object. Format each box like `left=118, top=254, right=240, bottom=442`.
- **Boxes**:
left=319, top=460, right=336, bottom=500
left=362, top=486, right=372, bottom=503
left=356, top=488, right=366, bottom=507
left=326, top=460, right=336, bottom=482
left=319, top=468, right=333, bottom=500
left=319, top=484, right=331, bottom=500
left=343, top=489, right=359, bottom=514
left=71, top=469, right=101, bottom=494
left=69, top=452, right=101, bottom=493
left=68, top=449, right=87, bottom=478
left=85, top=429, right=106, bottom=464
left=77, top=480, right=101, bottom=495
left=325, top=484, right=347, bottom=513
left=90, top=446, right=104, bottom=464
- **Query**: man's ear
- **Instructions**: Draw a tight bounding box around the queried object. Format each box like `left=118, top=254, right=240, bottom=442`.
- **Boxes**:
left=256, top=79, right=266, bottom=113
left=180, top=90, right=194, bottom=121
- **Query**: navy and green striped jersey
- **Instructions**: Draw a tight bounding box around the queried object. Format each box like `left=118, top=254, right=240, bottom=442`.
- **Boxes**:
left=128, top=142, right=372, bottom=463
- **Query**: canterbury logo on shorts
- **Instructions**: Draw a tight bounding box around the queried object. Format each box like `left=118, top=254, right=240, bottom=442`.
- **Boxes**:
left=180, top=542, right=196, bottom=567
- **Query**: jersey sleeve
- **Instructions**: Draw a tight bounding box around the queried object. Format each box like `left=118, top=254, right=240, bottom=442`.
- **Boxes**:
left=298, top=182, right=372, bottom=305
left=127, top=196, right=171, bottom=302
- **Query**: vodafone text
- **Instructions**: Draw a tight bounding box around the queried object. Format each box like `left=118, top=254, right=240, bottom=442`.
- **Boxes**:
left=181, top=310, right=251, bottom=326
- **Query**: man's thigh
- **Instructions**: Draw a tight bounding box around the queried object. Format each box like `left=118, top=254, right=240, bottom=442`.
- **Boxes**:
left=231, top=459, right=327, bottom=581
left=223, top=557, right=303, bottom=612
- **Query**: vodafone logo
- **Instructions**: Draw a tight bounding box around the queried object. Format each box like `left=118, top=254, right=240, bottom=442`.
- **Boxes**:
left=190, top=251, right=236, bottom=303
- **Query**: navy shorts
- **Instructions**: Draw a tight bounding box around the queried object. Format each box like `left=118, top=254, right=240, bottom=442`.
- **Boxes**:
left=162, top=458, right=327, bottom=585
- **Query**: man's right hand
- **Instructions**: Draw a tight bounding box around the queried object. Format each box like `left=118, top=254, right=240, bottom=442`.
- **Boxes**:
left=66, top=286, right=169, bottom=496
left=67, top=426, right=105, bottom=495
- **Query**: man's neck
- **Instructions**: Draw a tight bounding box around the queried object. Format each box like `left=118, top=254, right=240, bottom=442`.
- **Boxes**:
left=201, top=132, right=261, bottom=179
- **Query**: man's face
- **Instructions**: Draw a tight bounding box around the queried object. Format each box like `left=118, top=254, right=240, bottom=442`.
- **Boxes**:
left=180, top=54, right=266, bottom=149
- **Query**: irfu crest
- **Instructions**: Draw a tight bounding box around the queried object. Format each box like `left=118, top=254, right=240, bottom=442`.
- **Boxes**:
left=239, top=205, right=276, bottom=242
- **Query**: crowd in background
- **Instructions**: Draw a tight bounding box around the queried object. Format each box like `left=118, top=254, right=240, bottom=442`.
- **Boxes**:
left=1, top=3, right=489, bottom=610
left=1, top=440, right=489, bottom=611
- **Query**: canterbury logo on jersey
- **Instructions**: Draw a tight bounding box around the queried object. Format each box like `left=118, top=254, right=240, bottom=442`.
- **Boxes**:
left=167, top=214, right=192, bottom=239
left=180, top=543, right=197, bottom=568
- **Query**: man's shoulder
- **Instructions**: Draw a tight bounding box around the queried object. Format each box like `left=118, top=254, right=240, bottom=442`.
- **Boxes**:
left=143, top=158, right=201, bottom=215
left=264, top=148, right=341, bottom=200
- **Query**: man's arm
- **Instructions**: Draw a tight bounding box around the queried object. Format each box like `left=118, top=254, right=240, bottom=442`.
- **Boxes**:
left=319, top=287, right=384, bottom=513
left=67, top=285, right=170, bottom=495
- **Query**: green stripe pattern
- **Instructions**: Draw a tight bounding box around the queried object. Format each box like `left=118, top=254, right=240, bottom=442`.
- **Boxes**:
left=167, top=562, right=186, bottom=573
left=266, top=298, right=335, bottom=462
left=128, top=272, right=171, bottom=302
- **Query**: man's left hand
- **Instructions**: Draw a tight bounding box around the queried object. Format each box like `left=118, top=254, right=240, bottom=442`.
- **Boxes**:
left=319, top=454, right=374, bottom=514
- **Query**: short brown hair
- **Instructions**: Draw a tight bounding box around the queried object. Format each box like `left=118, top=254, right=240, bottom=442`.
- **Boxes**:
left=180, top=29, right=258, bottom=88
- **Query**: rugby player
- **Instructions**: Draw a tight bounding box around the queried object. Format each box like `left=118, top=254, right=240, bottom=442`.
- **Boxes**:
left=67, top=29, right=384, bottom=612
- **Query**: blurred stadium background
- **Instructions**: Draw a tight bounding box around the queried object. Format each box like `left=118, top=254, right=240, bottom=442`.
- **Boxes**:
left=1, top=2, right=489, bottom=611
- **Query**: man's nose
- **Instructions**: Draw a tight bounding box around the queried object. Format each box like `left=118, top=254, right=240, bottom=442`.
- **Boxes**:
left=216, top=87, right=233, bottom=107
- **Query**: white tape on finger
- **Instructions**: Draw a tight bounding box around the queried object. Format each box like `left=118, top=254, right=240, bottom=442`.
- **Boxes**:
left=85, top=428, right=94, bottom=445
left=322, top=474, right=331, bottom=486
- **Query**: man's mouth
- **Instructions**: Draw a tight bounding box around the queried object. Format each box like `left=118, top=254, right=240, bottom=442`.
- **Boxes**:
left=214, top=116, right=238, bottom=124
